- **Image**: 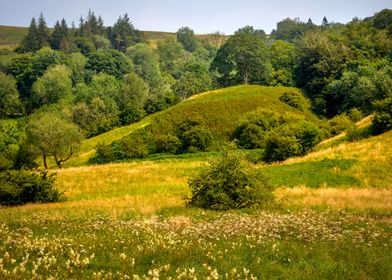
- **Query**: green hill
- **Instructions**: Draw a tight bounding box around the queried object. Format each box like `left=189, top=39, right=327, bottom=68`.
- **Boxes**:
left=0, top=25, right=226, bottom=49
left=67, top=85, right=317, bottom=166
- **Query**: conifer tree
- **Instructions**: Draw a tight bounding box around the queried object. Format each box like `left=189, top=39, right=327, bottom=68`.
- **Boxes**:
left=20, top=17, right=39, bottom=52
left=37, top=13, right=50, bottom=48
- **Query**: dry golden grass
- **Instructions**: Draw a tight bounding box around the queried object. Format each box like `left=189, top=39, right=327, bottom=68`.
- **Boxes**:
left=275, top=186, right=392, bottom=212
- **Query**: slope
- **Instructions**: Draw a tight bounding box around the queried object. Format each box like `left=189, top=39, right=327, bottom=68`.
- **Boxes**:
left=67, top=85, right=317, bottom=166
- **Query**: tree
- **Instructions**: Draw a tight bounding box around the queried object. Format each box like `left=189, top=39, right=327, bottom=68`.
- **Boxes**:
left=126, top=43, right=163, bottom=89
left=50, top=19, right=70, bottom=52
left=85, top=49, right=133, bottom=79
left=176, top=27, right=198, bottom=52
left=322, top=16, right=329, bottom=27
left=271, top=18, right=308, bottom=42
left=295, top=31, right=347, bottom=115
left=211, top=33, right=272, bottom=86
left=27, top=109, right=83, bottom=169
left=235, top=25, right=266, bottom=40
left=109, top=14, right=141, bottom=51
left=117, top=73, right=149, bottom=124
left=173, top=63, right=212, bottom=100
left=0, top=73, right=22, bottom=118
left=157, top=38, right=186, bottom=76
left=37, top=13, right=50, bottom=48
left=371, top=97, right=392, bottom=134
left=31, top=65, right=73, bottom=108
left=269, top=40, right=296, bottom=86
left=19, top=17, right=39, bottom=52
left=6, top=54, right=33, bottom=101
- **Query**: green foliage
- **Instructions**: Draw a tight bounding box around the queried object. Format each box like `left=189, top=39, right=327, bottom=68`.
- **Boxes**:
left=0, top=123, right=23, bottom=170
left=0, top=72, right=22, bottom=117
left=156, top=134, right=181, bottom=154
left=263, top=121, right=322, bottom=162
left=371, top=97, right=392, bottom=134
left=176, top=27, right=198, bottom=52
left=279, top=91, right=310, bottom=111
left=126, top=43, right=162, bottom=89
left=271, top=17, right=314, bottom=41
left=186, top=151, right=273, bottom=210
left=346, top=125, right=370, bottom=142
left=85, top=49, right=133, bottom=79
left=0, top=170, right=60, bottom=206
left=173, top=63, right=212, bottom=100
left=295, top=31, right=346, bottom=115
left=211, top=33, right=271, bottom=86
left=108, top=13, right=141, bottom=51
left=50, top=19, right=70, bottom=52
left=235, top=25, right=266, bottom=40
left=31, top=65, right=73, bottom=108
left=328, top=114, right=353, bottom=136
left=180, top=126, right=213, bottom=153
left=157, top=38, right=186, bottom=77
left=116, top=73, right=148, bottom=125
left=27, top=109, right=84, bottom=168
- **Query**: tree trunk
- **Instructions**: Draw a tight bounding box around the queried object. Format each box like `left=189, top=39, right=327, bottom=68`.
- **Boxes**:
left=54, top=155, right=63, bottom=169
left=43, top=154, right=48, bottom=170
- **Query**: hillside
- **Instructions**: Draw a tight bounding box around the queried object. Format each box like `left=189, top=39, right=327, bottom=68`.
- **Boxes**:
left=0, top=25, right=225, bottom=49
left=66, top=85, right=317, bottom=166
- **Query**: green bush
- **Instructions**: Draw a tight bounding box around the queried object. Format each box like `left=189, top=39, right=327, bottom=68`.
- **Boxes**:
left=156, top=134, right=182, bottom=154
left=371, top=97, right=392, bottom=135
left=279, top=91, right=310, bottom=111
left=233, top=109, right=306, bottom=150
left=328, top=114, right=353, bottom=136
left=346, top=126, right=370, bottom=142
left=263, top=121, right=322, bottom=163
left=0, top=170, right=61, bottom=206
left=233, top=123, right=266, bottom=149
left=186, top=151, right=273, bottom=210
left=181, top=126, right=213, bottom=153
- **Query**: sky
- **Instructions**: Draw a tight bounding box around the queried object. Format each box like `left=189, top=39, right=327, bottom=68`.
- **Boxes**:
left=0, top=0, right=390, bottom=34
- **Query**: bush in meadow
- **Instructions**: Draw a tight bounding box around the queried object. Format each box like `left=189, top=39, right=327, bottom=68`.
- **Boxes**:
left=186, top=151, right=273, bottom=210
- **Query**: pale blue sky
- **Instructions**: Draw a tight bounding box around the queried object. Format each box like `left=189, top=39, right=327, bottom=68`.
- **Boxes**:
left=0, top=0, right=390, bottom=34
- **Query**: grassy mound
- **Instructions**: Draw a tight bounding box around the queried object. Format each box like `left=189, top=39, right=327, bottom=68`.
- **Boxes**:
left=69, top=85, right=317, bottom=166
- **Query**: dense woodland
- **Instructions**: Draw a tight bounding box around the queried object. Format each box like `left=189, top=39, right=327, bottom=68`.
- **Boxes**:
left=0, top=9, right=392, bottom=172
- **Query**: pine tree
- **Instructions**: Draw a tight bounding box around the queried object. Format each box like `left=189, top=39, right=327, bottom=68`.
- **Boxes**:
left=322, top=16, right=329, bottom=27
left=50, top=19, right=70, bottom=52
left=37, top=13, right=50, bottom=48
left=20, top=17, right=39, bottom=52
left=109, top=13, right=141, bottom=51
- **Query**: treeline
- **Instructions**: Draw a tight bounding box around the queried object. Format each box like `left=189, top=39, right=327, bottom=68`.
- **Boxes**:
left=0, top=9, right=392, bottom=170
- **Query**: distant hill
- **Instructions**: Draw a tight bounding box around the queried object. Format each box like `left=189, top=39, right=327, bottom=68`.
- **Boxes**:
left=0, top=25, right=225, bottom=49
left=66, top=85, right=317, bottom=166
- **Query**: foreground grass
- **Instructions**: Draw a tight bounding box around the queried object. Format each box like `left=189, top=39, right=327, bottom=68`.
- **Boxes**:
left=1, top=208, right=391, bottom=279
left=1, top=128, right=392, bottom=278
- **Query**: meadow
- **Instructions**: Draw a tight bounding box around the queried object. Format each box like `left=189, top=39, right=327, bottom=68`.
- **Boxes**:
left=1, top=127, right=391, bottom=279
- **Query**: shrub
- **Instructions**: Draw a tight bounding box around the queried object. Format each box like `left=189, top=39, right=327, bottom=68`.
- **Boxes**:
left=156, top=134, right=182, bottom=154
left=233, top=109, right=306, bottom=150
left=328, top=114, right=353, bottom=136
left=346, top=126, right=370, bottom=142
left=347, top=108, right=363, bottom=122
left=0, top=170, right=61, bottom=206
left=181, top=126, right=213, bottom=152
left=90, top=142, right=116, bottom=164
left=371, top=97, right=392, bottom=135
left=263, top=121, right=322, bottom=163
left=186, top=151, right=273, bottom=210
left=279, top=91, right=310, bottom=111
left=233, top=123, right=266, bottom=149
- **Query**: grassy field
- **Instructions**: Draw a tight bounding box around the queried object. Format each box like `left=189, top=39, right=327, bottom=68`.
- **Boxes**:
left=1, top=125, right=391, bottom=278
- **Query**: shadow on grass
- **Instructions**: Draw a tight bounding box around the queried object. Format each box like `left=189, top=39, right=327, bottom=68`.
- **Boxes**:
left=262, top=159, right=361, bottom=188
